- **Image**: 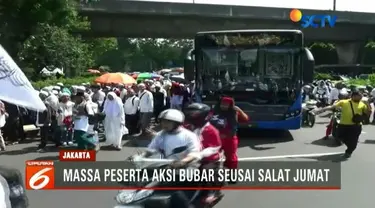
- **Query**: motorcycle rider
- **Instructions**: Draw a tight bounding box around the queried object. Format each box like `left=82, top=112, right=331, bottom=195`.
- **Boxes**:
left=324, top=89, right=349, bottom=139
left=302, top=85, right=315, bottom=124
left=130, top=109, right=201, bottom=208
left=313, top=80, right=330, bottom=105
left=329, top=82, right=344, bottom=105
left=302, top=85, right=313, bottom=102
left=184, top=103, right=223, bottom=203
left=135, top=109, right=201, bottom=165
left=325, top=79, right=333, bottom=92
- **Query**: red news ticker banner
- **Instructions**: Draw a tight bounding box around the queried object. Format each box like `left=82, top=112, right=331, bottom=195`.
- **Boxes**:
left=24, top=159, right=340, bottom=190
left=59, top=150, right=96, bottom=162
left=25, top=151, right=340, bottom=191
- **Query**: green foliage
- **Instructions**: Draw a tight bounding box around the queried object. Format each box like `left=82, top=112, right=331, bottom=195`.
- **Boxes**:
left=0, top=0, right=82, bottom=57
left=31, top=76, right=97, bottom=89
left=86, top=38, right=118, bottom=64
left=346, top=74, right=375, bottom=86
left=18, top=24, right=94, bottom=78
left=309, top=42, right=335, bottom=50
left=314, top=73, right=334, bottom=80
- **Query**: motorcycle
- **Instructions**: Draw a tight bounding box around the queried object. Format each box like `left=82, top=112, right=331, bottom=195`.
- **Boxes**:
left=302, top=100, right=317, bottom=127
left=114, top=146, right=223, bottom=208
left=331, top=110, right=342, bottom=145
left=315, top=93, right=328, bottom=108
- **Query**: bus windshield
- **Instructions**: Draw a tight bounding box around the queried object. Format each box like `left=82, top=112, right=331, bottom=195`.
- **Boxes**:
left=196, top=32, right=302, bottom=105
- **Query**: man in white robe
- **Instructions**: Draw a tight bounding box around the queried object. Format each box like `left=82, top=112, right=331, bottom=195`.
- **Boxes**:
left=103, top=92, right=127, bottom=150
left=84, top=93, right=100, bottom=151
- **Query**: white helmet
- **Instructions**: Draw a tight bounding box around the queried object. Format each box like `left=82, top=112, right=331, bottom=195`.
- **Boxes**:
left=158, top=109, right=185, bottom=123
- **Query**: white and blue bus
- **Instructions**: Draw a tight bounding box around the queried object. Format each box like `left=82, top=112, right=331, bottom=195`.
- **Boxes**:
left=184, top=29, right=314, bottom=130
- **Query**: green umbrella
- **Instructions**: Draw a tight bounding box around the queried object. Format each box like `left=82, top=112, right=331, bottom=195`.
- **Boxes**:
left=137, top=72, right=152, bottom=81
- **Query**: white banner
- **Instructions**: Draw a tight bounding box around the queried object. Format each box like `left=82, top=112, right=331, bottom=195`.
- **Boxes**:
left=0, top=45, right=46, bottom=111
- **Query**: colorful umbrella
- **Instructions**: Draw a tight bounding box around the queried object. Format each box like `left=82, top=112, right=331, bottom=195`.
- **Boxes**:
left=151, top=73, right=163, bottom=78
left=171, top=67, right=184, bottom=73
left=171, top=73, right=185, bottom=83
left=131, top=73, right=138, bottom=79
left=95, top=73, right=136, bottom=85
left=137, top=72, right=153, bottom=80
left=87, top=69, right=101, bottom=74
left=157, top=69, right=171, bottom=74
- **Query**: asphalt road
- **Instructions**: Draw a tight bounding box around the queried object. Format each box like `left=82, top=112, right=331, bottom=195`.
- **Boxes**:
left=1, top=115, right=374, bottom=208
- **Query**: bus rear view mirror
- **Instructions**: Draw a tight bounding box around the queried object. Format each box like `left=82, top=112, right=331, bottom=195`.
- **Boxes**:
left=183, top=59, right=195, bottom=81
left=303, top=48, right=314, bottom=83
left=184, top=49, right=195, bottom=81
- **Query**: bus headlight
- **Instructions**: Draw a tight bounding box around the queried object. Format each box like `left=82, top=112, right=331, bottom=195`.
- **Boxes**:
left=285, top=109, right=301, bottom=119
left=116, top=190, right=153, bottom=204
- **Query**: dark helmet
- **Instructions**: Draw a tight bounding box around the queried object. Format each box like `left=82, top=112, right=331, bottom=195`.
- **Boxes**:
left=184, top=103, right=211, bottom=126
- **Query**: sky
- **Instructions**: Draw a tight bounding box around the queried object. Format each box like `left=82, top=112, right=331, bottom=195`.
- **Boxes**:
left=136, top=0, right=375, bottom=13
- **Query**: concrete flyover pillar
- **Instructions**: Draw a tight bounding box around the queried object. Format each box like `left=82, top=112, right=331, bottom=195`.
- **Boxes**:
left=335, top=42, right=365, bottom=64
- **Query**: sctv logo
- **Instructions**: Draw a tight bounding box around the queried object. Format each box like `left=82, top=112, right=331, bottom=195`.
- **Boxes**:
left=290, top=9, right=337, bottom=28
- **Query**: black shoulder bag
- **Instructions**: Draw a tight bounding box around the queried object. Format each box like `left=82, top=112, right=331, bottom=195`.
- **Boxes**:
left=349, top=101, right=364, bottom=124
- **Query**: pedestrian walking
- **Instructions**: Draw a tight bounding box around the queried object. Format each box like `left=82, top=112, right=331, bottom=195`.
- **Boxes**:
left=124, top=89, right=140, bottom=135
left=73, top=92, right=95, bottom=150
left=103, top=92, right=126, bottom=150
left=319, top=90, right=371, bottom=158
left=137, top=83, right=153, bottom=135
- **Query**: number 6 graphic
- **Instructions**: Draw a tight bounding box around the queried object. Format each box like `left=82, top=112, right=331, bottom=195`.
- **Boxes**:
left=29, top=168, right=52, bottom=190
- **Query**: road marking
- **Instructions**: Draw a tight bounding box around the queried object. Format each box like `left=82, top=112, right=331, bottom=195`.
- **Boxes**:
left=362, top=131, right=367, bottom=134
left=238, top=152, right=344, bottom=161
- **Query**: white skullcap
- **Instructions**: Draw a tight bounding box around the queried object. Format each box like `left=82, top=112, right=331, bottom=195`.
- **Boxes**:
left=53, top=86, right=60, bottom=90
left=59, top=92, right=70, bottom=97
left=138, top=83, right=145, bottom=87
left=39, top=91, right=49, bottom=97
left=43, top=86, right=54, bottom=92
left=52, top=90, right=59, bottom=95
left=56, top=82, right=64, bottom=87
left=76, top=86, right=86, bottom=91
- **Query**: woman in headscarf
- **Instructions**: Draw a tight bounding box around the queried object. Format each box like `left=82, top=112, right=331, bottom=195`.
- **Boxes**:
left=103, top=92, right=126, bottom=150
left=210, top=96, right=248, bottom=182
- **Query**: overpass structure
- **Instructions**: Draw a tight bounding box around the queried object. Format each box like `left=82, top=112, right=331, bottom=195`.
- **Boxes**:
left=79, top=0, right=375, bottom=64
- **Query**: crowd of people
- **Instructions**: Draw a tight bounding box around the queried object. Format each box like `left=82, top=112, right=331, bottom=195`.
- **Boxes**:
left=0, top=75, right=252, bottom=207
left=29, top=79, right=194, bottom=152
left=302, top=79, right=373, bottom=159
left=0, top=77, right=251, bottom=176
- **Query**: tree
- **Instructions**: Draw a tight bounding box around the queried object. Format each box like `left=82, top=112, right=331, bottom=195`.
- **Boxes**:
left=0, top=0, right=82, bottom=58
left=127, top=38, right=193, bottom=71
left=18, top=24, right=93, bottom=78
left=85, top=37, right=119, bottom=70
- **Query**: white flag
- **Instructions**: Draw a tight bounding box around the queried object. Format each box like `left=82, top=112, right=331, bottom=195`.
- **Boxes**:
left=0, top=45, right=46, bottom=111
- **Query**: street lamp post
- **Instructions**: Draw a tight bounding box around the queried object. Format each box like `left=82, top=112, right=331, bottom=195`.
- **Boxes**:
left=333, top=0, right=336, bottom=11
